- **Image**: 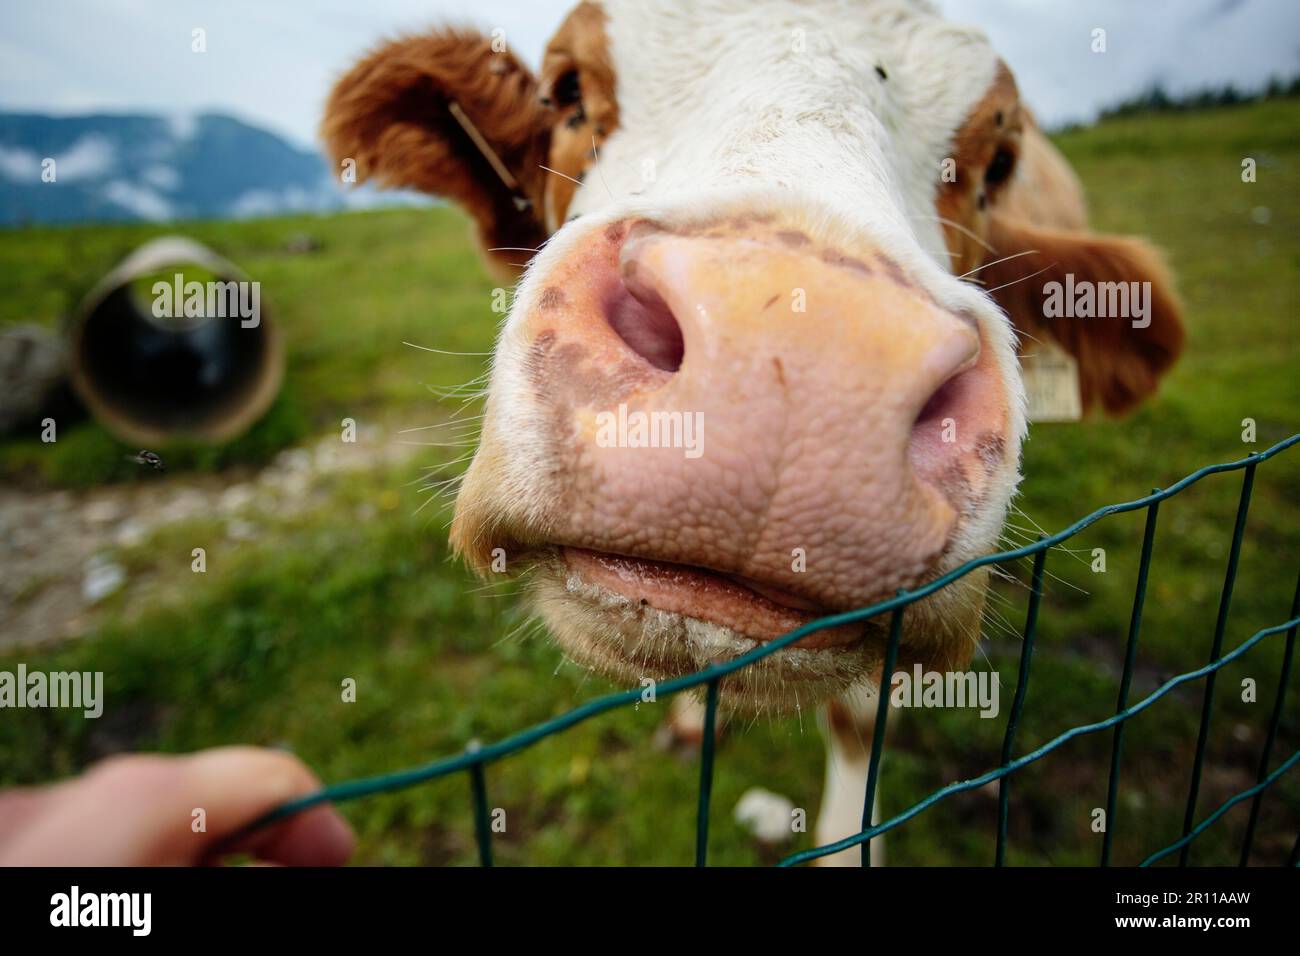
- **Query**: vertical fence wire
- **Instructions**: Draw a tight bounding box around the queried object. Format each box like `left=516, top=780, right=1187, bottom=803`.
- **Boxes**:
left=1239, top=569, right=1300, bottom=866
left=467, top=743, right=493, bottom=867
left=1101, top=496, right=1162, bottom=866
left=861, top=601, right=906, bottom=867
left=695, top=677, right=721, bottom=866
left=996, top=546, right=1047, bottom=866
left=1179, top=462, right=1256, bottom=866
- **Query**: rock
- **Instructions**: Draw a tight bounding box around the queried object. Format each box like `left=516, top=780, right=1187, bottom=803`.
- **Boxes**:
left=275, top=449, right=312, bottom=475
left=734, top=787, right=797, bottom=846
left=114, top=519, right=149, bottom=548
left=314, top=443, right=342, bottom=471
left=83, top=498, right=125, bottom=525
left=218, top=484, right=255, bottom=514
left=0, top=324, right=69, bottom=433
left=82, top=557, right=126, bottom=603
left=160, top=490, right=208, bottom=523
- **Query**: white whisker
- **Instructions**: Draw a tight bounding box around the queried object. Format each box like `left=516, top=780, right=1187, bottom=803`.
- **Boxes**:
left=959, top=249, right=1038, bottom=279
left=402, top=341, right=491, bottom=356
left=910, top=213, right=996, bottom=254
left=985, top=262, right=1058, bottom=295
left=539, top=164, right=583, bottom=187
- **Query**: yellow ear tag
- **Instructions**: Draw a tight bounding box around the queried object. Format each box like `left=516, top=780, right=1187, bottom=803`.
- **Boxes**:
left=1021, top=339, right=1082, bottom=423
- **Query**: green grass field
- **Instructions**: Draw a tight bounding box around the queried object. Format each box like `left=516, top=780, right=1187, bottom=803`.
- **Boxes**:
left=1, top=98, right=1297, bottom=865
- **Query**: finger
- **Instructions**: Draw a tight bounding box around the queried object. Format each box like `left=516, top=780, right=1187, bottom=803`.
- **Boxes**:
left=215, top=803, right=354, bottom=867
left=0, top=747, right=354, bottom=866
left=0, top=789, right=52, bottom=845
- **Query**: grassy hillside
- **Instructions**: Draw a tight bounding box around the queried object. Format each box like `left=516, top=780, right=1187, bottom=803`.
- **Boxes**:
left=0, top=98, right=1297, bottom=865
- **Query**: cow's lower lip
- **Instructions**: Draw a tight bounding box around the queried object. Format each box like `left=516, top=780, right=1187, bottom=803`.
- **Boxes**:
left=560, top=547, right=864, bottom=649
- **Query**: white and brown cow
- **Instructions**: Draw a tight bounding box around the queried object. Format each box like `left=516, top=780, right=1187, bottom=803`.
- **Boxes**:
left=323, top=0, right=1184, bottom=862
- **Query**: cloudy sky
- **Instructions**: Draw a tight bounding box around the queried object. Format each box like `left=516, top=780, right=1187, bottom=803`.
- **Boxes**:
left=1, top=0, right=1296, bottom=148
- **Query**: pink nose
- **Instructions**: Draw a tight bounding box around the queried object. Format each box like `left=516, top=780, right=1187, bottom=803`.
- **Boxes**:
left=473, top=217, right=1008, bottom=608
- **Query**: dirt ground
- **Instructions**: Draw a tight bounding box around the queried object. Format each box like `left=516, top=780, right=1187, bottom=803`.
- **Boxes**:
left=1, top=424, right=419, bottom=648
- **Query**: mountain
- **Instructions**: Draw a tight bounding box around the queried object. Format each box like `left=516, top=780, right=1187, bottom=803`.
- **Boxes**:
left=0, top=111, right=419, bottom=226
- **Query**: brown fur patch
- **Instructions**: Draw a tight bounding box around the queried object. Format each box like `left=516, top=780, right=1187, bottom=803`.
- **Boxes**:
left=981, top=215, right=1186, bottom=416
left=539, top=2, right=620, bottom=230
left=320, top=28, right=552, bottom=278
left=825, top=699, right=873, bottom=756
left=997, top=118, right=1087, bottom=231
left=934, top=61, right=1024, bottom=276
left=933, top=60, right=1182, bottom=416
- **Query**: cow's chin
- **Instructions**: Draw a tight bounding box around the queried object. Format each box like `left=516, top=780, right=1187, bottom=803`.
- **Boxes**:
left=519, top=547, right=991, bottom=716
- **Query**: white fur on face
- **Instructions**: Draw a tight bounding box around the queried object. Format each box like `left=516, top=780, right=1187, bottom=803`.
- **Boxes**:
left=574, top=0, right=995, bottom=264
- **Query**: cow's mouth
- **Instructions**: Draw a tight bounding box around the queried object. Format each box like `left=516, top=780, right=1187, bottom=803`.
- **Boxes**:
left=559, top=547, right=866, bottom=650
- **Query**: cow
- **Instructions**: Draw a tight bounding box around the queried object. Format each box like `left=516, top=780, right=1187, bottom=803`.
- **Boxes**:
left=322, top=0, right=1184, bottom=863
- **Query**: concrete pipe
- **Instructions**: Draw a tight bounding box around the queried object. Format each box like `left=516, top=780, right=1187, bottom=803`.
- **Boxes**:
left=67, top=236, right=282, bottom=446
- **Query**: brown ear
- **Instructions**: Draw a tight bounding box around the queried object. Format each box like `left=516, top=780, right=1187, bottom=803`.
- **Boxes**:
left=981, top=215, right=1186, bottom=416
left=321, top=28, right=551, bottom=276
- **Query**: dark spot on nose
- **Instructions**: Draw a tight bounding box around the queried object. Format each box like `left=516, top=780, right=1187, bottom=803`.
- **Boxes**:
left=976, top=432, right=1006, bottom=471
left=605, top=222, right=626, bottom=243
left=820, top=249, right=873, bottom=275
left=937, top=461, right=975, bottom=515
left=772, top=356, right=786, bottom=387
left=874, top=254, right=913, bottom=290
left=538, top=287, right=567, bottom=311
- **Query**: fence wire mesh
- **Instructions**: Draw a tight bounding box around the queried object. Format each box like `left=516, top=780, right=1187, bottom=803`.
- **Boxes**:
left=242, top=434, right=1300, bottom=866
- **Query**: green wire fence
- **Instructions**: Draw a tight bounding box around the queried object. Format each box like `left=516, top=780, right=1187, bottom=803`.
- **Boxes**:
left=243, top=434, right=1300, bottom=866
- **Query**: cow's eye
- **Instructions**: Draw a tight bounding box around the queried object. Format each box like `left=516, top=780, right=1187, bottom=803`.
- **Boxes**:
left=552, top=70, right=582, bottom=108
left=984, top=146, right=1016, bottom=188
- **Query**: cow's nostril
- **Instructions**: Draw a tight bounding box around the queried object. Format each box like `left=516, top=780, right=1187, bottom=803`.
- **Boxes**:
left=911, top=325, right=982, bottom=433
left=914, top=370, right=964, bottom=428
left=602, top=270, right=685, bottom=373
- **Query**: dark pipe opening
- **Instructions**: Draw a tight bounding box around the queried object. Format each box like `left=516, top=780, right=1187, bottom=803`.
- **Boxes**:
left=75, top=285, right=274, bottom=436
left=68, top=238, right=283, bottom=446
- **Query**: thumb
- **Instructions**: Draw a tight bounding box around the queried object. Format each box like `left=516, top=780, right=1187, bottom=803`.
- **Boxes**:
left=0, top=747, right=354, bottom=866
